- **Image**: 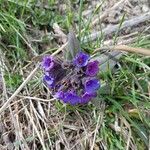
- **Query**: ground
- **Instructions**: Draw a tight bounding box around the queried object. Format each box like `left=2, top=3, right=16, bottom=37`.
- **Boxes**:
left=0, top=0, right=150, bottom=150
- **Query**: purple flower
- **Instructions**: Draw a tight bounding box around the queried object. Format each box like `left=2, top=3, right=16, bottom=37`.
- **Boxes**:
left=63, top=92, right=81, bottom=105
left=84, top=78, right=100, bottom=93
left=42, top=50, right=100, bottom=105
left=74, top=52, right=90, bottom=67
left=81, top=92, right=97, bottom=104
left=43, top=75, right=54, bottom=87
left=41, top=56, right=54, bottom=71
left=86, top=60, right=99, bottom=76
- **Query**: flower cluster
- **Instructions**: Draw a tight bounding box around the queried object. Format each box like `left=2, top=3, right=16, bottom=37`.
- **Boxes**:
left=41, top=51, right=100, bottom=105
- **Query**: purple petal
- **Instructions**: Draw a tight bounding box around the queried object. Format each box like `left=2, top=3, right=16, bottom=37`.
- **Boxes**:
left=45, top=64, right=67, bottom=85
left=86, top=60, right=99, bottom=76
left=84, top=78, right=100, bottom=93
left=81, top=92, right=97, bottom=104
left=63, top=92, right=81, bottom=105
left=74, top=52, right=90, bottom=67
left=41, top=56, right=54, bottom=71
left=54, top=91, right=64, bottom=99
left=43, top=75, right=55, bottom=88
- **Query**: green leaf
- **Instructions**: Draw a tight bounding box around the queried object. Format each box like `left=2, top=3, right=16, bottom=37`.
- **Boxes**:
left=92, top=51, right=123, bottom=73
left=64, top=30, right=81, bottom=61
